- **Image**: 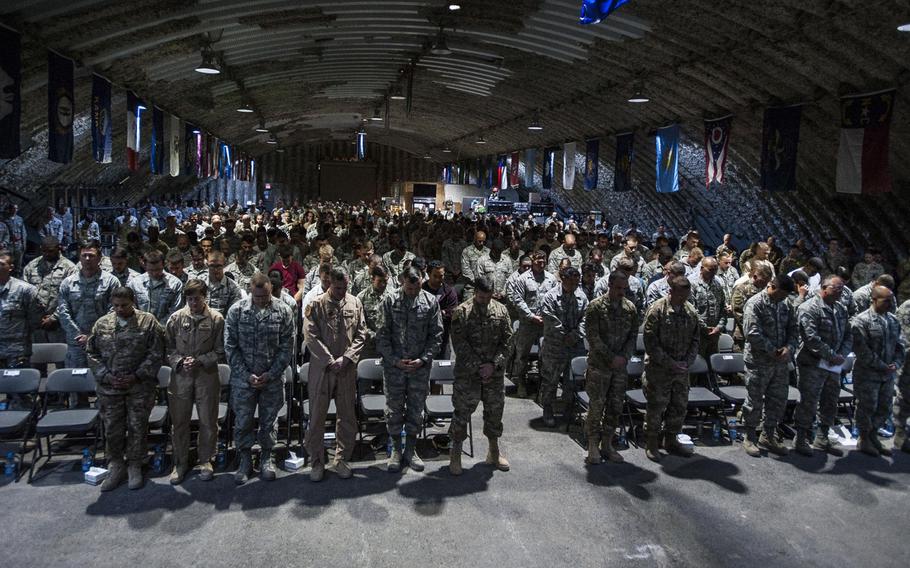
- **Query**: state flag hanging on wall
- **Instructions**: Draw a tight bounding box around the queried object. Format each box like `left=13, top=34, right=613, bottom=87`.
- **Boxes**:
left=580, top=0, right=632, bottom=25
left=563, top=142, right=576, bottom=190
left=509, top=151, right=520, bottom=188
left=704, top=115, right=731, bottom=188
left=151, top=106, right=165, bottom=175
left=496, top=155, right=508, bottom=190
left=524, top=148, right=537, bottom=188
left=655, top=124, right=679, bottom=193
left=47, top=51, right=74, bottom=164
left=126, top=91, right=142, bottom=171
left=760, top=105, right=801, bottom=192
left=90, top=75, right=112, bottom=163
left=0, top=28, right=22, bottom=159
left=542, top=147, right=556, bottom=189
left=584, top=139, right=599, bottom=191
left=614, top=132, right=634, bottom=192
left=836, top=90, right=895, bottom=195
left=183, top=123, right=196, bottom=176
left=167, top=114, right=182, bottom=177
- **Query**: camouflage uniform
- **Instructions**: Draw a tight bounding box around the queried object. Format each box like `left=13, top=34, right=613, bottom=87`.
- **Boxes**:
left=477, top=253, right=515, bottom=297
left=896, top=301, right=910, bottom=434
left=382, top=250, right=415, bottom=282
left=594, top=274, right=646, bottom=316
left=852, top=282, right=895, bottom=316
left=303, top=292, right=367, bottom=464
left=642, top=297, right=701, bottom=437
left=449, top=298, right=513, bottom=443
left=688, top=273, right=727, bottom=358
left=507, top=269, right=558, bottom=386
left=718, top=265, right=740, bottom=305
left=23, top=255, right=76, bottom=343
left=731, top=280, right=762, bottom=346
left=609, top=252, right=645, bottom=276
left=742, top=290, right=799, bottom=434
left=357, top=286, right=393, bottom=360
left=584, top=295, right=639, bottom=438
left=539, top=285, right=588, bottom=408
left=546, top=245, right=584, bottom=274
left=202, top=273, right=243, bottom=315
left=347, top=259, right=370, bottom=296
left=851, top=308, right=905, bottom=434
left=224, top=297, right=295, bottom=452
left=851, top=262, right=883, bottom=290
left=225, top=260, right=258, bottom=292
left=165, top=305, right=225, bottom=469
left=794, top=295, right=853, bottom=432
left=57, top=271, right=121, bottom=367
left=128, top=272, right=184, bottom=323
left=111, top=267, right=138, bottom=287
left=441, top=238, right=466, bottom=278
left=0, top=277, right=40, bottom=367
left=645, top=277, right=671, bottom=307
left=376, top=289, right=443, bottom=437
left=461, top=244, right=490, bottom=301
left=86, top=310, right=165, bottom=464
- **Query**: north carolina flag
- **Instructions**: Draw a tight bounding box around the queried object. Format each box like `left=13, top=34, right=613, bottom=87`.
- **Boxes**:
left=836, top=90, right=895, bottom=195
left=655, top=125, right=679, bottom=193
left=704, top=115, right=732, bottom=188
left=126, top=91, right=142, bottom=172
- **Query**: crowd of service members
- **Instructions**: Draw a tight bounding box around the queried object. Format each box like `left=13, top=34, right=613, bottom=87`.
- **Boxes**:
left=0, top=198, right=908, bottom=490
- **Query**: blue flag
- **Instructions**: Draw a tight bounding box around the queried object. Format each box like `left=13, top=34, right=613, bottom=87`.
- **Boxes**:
left=655, top=124, right=679, bottom=193
left=580, top=0, right=632, bottom=25
left=90, top=75, right=112, bottom=163
left=761, top=106, right=801, bottom=192
left=0, top=28, right=21, bottom=159
left=151, top=106, right=165, bottom=174
left=524, top=148, right=536, bottom=188
left=584, top=139, right=599, bottom=191
left=614, top=132, right=634, bottom=192
left=542, top=147, right=556, bottom=189
left=356, top=130, right=366, bottom=160
left=47, top=51, right=74, bottom=163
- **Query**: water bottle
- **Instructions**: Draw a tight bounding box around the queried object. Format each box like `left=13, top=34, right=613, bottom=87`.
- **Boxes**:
left=152, top=445, right=164, bottom=474
left=618, top=430, right=627, bottom=448
left=4, top=451, right=15, bottom=477
left=216, top=442, right=226, bottom=469
left=81, top=448, right=93, bottom=473
left=712, top=420, right=721, bottom=442
left=400, top=427, right=406, bottom=452
left=728, top=418, right=738, bottom=442
left=0, top=400, right=7, bottom=411
left=851, top=425, right=859, bottom=439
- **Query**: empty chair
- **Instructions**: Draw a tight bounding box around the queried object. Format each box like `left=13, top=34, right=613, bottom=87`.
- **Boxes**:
left=717, top=333, right=735, bottom=353
left=0, top=368, right=41, bottom=482
left=686, top=356, right=724, bottom=410
left=709, top=353, right=748, bottom=404
left=29, top=368, right=100, bottom=482
left=29, top=343, right=67, bottom=370
left=356, top=358, right=386, bottom=435
left=147, top=366, right=171, bottom=446
left=424, top=359, right=472, bottom=456
left=570, top=356, right=589, bottom=424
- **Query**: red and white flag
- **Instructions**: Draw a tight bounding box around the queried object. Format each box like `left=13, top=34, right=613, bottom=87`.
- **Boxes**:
left=836, top=90, right=895, bottom=195
left=704, top=115, right=731, bottom=188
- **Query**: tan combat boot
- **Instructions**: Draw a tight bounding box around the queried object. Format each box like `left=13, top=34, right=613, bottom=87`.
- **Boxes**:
left=169, top=465, right=188, bottom=485
left=812, top=426, right=844, bottom=457
left=758, top=431, right=789, bottom=456
left=586, top=435, right=602, bottom=465
left=601, top=431, right=624, bottom=463
left=198, top=462, right=214, bottom=481
left=387, top=438, right=402, bottom=473
left=742, top=430, right=761, bottom=457
left=664, top=431, right=694, bottom=457
left=645, top=434, right=661, bottom=462
left=857, top=432, right=880, bottom=457
left=871, top=432, right=892, bottom=457
left=100, top=459, right=126, bottom=492
left=449, top=441, right=463, bottom=476
left=793, top=429, right=813, bottom=456
left=127, top=462, right=144, bottom=490
left=486, top=437, right=510, bottom=471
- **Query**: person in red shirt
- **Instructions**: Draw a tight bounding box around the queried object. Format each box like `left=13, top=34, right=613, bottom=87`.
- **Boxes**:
left=270, top=244, right=307, bottom=301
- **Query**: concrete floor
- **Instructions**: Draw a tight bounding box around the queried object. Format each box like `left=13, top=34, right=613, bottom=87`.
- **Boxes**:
left=2, top=396, right=909, bottom=568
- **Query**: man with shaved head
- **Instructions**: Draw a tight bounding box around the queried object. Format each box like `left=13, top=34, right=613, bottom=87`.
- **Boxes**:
left=460, top=230, right=490, bottom=302
left=688, top=256, right=727, bottom=359
left=23, top=236, right=75, bottom=343
left=547, top=232, right=583, bottom=274
left=850, top=284, right=905, bottom=456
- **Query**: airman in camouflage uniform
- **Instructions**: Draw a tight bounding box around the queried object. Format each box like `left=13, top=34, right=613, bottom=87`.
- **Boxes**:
left=584, top=271, right=639, bottom=465
left=507, top=251, right=558, bottom=398
left=383, top=231, right=416, bottom=282
left=642, top=276, right=701, bottom=461
left=225, top=236, right=259, bottom=292
left=741, top=275, right=798, bottom=457
left=539, top=266, right=588, bottom=427
left=128, top=250, right=184, bottom=323
left=477, top=240, right=515, bottom=299
left=688, top=257, right=727, bottom=359
left=58, top=241, right=121, bottom=368
left=851, top=285, right=905, bottom=457
left=356, top=265, right=392, bottom=360
left=894, top=299, right=910, bottom=453
left=546, top=232, right=584, bottom=274
left=22, top=237, right=75, bottom=343
left=793, top=275, right=853, bottom=457
left=448, top=277, right=513, bottom=475
left=852, top=275, right=896, bottom=316
left=461, top=230, right=490, bottom=302
left=0, top=251, right=40, bottom=368
left=86, top=286, right=165, bottom=491
left=224, top=273, right=295, bottom=484
left=731, top=264, right=773, bottom=349
left=717, top=252, right=740, bottom=305
left=202, top=251, right=243, bottom=314
left=376, top=268, right=443, bottom=473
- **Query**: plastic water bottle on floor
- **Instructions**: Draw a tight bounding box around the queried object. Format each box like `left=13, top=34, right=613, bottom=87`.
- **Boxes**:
left=618, top=430, right=627, bottom=448
left=152, top=445, right=164, bottom=474
left=81, top=448, right=93, bottom=472
left=728, top=418, right=738, bottom=442
left=216, top=442, right=226, bottom=468
left=400, top=427, right=406, bottom=451
left=4, top=451, right=15, bottom=477
left=712, top=420, right=721, bottom=442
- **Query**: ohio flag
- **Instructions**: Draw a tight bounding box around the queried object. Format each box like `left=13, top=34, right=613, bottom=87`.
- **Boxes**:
left=704, top=115, right=731, bottom=188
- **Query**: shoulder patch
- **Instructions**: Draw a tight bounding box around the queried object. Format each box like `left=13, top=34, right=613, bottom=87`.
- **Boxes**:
left=304, top=304, right=313, bottom=319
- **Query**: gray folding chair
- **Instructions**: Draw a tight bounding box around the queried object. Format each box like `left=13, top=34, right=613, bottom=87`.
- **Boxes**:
left=356, top=358, right=386, bottom=440
left=623, top=357, right=647, bottom=444
left=29, top=368, right=100, bottom=483
left=686, top=355, right=724, bottom=410
left=0, top=368, right=41, bottom=482
left=709, top=353, right=748, bottom=405
left=569, top=356, right=588, bottom=428
left=717, top=333, right=735, bottom=353
left=424, top=359, right=472, bottom=456
left=147, top=366, right=171, bottom=452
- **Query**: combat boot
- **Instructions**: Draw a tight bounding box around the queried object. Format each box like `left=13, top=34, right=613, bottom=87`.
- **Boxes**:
left=100, top=458, right=126, bottom=492
left=586, top=436, right=602, bottom=465
left=600, top=431, right=624, bottom=463
left=812, top=425, right=844, bottom=457
left=542, top=405, right=556, bottom=428
left=127, top=462, right=144, bottom=490
left=857, top=432, right=880, bottom=457
left=870, top=432, right=892, bottom=457
left=310, top=461, right=325, bottom=482
left=794, top=429, right=813, bottom=456
left=449, top=441, right=463, bottom=476
left=758, top=431, right=789, bottom=456
left=198, top=462, right=214, bottom=481
left=742, top=430, right=761, bottom=457
left=403, top=435, right=425, bottom=472
left=260, top=449, right=276, bottom=481
left=516, top=379, right=528, bottom=399
left=334, top=458, right=353, bottom=479
left=387, top=438, right=402, bottom=473
left=894, top=425, right=909, bottom=453
left=645, top=434, right=662, bottom=462
left=486, top=437, right=510, bottom=471
left=234, top=449, right=253, bottom=484
left=169, top=465, right=189, bottom=485
left=664, top=431, right=694, bottom=457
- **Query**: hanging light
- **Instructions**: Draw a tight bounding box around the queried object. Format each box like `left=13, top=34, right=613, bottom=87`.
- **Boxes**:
left=475, top=136, right=487, bottom=144
left=899, top=23, right=910, bottom=32
left=423, top=153, right=432, bottom=159
left=448, top=3, right=461, bottom=11
left=390, top=86, right=406, bottom=100
left=194, top=50, right=221, bottom=74
left=442, top=146, right=452, bottom=153
left=236, top=101, right=254, bottom=113
left=266, top=135, right=278, bottom=145
left=276, top=148, right=285, bottom=153
left=628, top=84, right=649, bottom=103
left=254, top=121, right=269, bottom=133
left=370, top=107, right=383, bottom=121
left=191, top=127, right=201, bottom=134
left=527, top=111, right=543, bottom=131
left=431, top=31, right=452, bottom=56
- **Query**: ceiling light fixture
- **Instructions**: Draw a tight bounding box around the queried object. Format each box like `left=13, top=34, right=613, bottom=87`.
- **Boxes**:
left=628, top=84, right=649, bottom=103
left=431, top=31, right=452, bottom=56
left=370, top=107, right=383, bottom=121
left=266, top=136, right=278, bottom=145
left=423, top=153, right=432, bottom=159
left=254, top=122, right=269, bottom=133
left=899, top=23, right=910, bottom=32
left=237, top=101, right=254, bottom=113
left=276, top=148, right=285, bottom=153
left=527, top=111, right=543, bottom=131
left=390, top=86, right=406, bottom=100
left=191, top=128, right=201, bottom=134
left=442, top=146, right=452, bottom=153
left=476, top=136, right=487, bottom=144
left=448, top=3, right=461, bottom=10
left=194, top=50, right=221, bottom=75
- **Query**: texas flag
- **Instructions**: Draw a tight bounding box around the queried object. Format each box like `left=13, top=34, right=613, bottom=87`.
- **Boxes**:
left=836, top=90, right=895, bottom=195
